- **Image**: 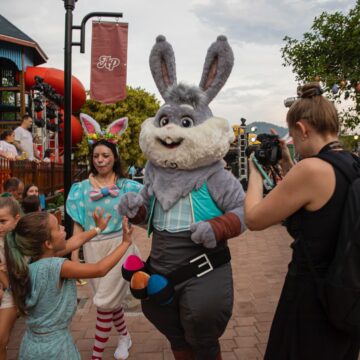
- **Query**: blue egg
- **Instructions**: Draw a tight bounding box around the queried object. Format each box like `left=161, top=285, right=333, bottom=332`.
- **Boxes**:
left=101, top=187, right=110, bottom=196
left=148, top=274, right=168, bottom=294
left=147, top=274, right=173, bottom=305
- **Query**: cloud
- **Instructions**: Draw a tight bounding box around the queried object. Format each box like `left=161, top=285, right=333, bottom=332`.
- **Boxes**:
left=0, top=0, right=355, bottom=128
left=192, top=0, right=354, bottom=45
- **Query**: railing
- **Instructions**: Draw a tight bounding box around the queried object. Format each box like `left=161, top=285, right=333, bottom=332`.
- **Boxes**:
left=0, top=158, right=88, bottom=194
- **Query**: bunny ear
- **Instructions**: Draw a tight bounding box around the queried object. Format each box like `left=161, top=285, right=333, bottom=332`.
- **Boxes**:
left=106, top=117, right=128, bottom=136
left=199, top=35, right=234, bottom=104
left=149, top=35, right=177, bottom=100
left=79, top=113, right=102, bottom=135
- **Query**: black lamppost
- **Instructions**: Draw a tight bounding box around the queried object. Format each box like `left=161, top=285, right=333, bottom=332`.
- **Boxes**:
left=62, top=0, right=123, bottom=234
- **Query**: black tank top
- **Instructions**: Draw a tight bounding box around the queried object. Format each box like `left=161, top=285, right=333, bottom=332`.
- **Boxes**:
left=286, top=149, right=351, bottom=276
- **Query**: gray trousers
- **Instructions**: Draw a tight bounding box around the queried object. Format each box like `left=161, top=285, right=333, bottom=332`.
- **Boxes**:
left=142, top=262, right=233, bottom=359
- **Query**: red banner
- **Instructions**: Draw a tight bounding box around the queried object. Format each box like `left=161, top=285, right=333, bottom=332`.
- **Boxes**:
left=90, top=22, right=128, bottom=104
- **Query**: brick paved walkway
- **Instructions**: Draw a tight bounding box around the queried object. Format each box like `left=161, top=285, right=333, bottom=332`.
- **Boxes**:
left=7, top=224, right=292, bottom=359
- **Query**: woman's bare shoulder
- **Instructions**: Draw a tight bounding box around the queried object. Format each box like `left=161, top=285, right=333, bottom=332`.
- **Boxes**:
left=290, top=157, right=334, bottom=177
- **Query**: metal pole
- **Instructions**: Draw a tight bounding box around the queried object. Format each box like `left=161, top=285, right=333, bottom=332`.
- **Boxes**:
left=63, top=0, right=76, bottom=235
left=62, top=1, right=122, bottom=236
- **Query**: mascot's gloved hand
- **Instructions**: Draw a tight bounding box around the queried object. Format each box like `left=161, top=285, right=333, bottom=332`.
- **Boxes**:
left=190, top=221, right=217, bottom=249
left=118, top=193, right=147, bottom=224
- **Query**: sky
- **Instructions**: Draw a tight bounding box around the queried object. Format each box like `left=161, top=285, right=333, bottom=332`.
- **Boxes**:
left=1, top=0, right=355, bottom=128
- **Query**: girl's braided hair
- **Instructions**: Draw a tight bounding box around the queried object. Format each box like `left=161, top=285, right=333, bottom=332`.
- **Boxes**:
left=5, top=212, right=51, bottom=315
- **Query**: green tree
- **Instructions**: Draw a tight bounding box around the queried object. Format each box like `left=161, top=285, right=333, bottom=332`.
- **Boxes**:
left=281, top=1, right=360, bottom=131
left=76, top=86, right=160, bottom=167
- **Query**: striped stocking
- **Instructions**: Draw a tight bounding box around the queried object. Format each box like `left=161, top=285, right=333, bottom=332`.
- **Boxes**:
left=112, top=306, right=128, bottom=335
left=91, top=308, right=113, bottom=360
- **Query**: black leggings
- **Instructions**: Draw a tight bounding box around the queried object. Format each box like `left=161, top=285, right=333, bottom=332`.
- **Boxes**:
left=142, top=263, right=233, bottom=360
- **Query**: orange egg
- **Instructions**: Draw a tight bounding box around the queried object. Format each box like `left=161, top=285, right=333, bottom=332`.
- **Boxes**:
left=130, top=271, right=150, bottom=290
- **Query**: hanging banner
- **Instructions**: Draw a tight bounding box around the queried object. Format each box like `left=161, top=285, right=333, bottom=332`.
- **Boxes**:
left=90, top=21, right=128, bottom=104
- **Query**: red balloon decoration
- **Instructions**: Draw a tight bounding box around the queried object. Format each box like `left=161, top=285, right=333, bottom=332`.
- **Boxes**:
left=58, top=110, right=83, bottom=146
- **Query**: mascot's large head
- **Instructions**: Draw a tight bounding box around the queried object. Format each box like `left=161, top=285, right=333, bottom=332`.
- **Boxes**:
left=140, top=35, right=235, bottom=170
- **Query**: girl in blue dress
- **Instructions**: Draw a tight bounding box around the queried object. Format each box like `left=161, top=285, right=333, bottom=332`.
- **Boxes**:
left=5, top=210, right=133, bottom=360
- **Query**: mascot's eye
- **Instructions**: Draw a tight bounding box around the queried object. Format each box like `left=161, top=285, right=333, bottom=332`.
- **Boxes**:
left=159, top=116, right=169, bottom=127
left=181, top=117, right=194, bottom=128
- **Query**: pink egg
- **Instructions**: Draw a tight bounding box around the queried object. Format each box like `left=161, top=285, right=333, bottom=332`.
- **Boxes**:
left=123, top=255, right=144, bottom=271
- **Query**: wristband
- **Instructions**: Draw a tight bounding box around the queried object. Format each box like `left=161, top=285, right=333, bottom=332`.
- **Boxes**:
left=95, top=227, right=101, bottom=235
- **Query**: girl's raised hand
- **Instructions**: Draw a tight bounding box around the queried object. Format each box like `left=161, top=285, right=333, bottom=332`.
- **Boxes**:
left=122, top=216, right=133, bottom=244
left=93, top=207, right=112, bottom=232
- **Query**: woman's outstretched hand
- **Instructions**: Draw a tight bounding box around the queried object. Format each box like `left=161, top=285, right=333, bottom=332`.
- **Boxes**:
left=93, top=207, right=112, bottom=232
left=122, top=216, right=134, bottom=244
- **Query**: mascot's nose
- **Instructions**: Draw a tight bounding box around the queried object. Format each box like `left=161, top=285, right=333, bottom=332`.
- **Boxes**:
left=165, top=124, right=175, bottom=130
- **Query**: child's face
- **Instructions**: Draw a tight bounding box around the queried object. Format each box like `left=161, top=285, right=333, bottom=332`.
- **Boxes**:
left=11, top=182, right=24, bottom=201
left=0, top=207, right=20, bottom=238
left=49, top=214, right=66, bottom=251
left=26, top=186, right=39, bottom=197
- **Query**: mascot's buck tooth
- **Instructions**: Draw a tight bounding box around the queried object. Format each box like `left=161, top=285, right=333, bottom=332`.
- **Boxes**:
left=119, top=35, right=246, bottom=360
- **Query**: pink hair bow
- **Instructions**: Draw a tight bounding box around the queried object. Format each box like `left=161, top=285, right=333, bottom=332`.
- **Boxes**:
left=90, top=184, right=120, bottom=201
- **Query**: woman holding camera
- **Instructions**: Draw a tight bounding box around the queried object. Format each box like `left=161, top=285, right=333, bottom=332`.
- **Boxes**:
left=245, top=82, right=359, bottom=359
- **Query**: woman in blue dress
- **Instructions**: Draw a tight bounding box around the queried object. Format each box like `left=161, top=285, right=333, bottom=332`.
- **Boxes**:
left=66, top=114, right=143, bottom=360
left=5, top=210, right=132, bottom=360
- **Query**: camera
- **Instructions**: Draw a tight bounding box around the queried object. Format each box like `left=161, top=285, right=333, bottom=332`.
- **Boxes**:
left=245, top=133, right=282, bottom=167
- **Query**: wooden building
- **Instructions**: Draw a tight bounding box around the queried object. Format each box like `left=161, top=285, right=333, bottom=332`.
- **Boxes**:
left=0, top=15, right=47, bottom=128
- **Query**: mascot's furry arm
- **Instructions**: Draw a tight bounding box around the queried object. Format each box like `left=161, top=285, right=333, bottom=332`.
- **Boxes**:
left=118, top=185, right=151, bottom=224
left=190, top=168, right=246, bottom=248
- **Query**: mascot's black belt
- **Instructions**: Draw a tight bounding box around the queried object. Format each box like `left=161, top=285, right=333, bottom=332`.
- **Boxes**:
left=123, top=246, right=231, bottom=305
left=150, top=246, right=231, bottom=286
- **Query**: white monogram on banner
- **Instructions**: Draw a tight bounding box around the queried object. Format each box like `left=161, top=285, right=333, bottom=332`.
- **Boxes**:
left=96, top=55, right=121, bottom=71
left=90, top=21, right=128, bottom=104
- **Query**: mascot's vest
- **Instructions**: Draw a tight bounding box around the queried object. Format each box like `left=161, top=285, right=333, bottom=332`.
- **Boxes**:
left=147, top=182, right=223, bottom=236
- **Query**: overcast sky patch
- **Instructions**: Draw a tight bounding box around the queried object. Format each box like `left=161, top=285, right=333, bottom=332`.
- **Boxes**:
left=0, top=0, right=356, bottom=127
left=192, top=0, right=354, bottom=45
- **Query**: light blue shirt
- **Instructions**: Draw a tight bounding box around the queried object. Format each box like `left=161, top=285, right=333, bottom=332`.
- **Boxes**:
left=66, top=178, right=143, bottom=236
left=153, top=195, right=193, bottom=233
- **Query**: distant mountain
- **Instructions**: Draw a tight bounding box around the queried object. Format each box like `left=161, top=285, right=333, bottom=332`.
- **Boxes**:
left=246, top=121, right=288, bottom=138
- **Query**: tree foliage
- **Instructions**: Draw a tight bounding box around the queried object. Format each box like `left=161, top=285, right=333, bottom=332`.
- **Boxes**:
left=281, top=1, right=360, bottom=131
left=76, top=86, right=160, bottom=167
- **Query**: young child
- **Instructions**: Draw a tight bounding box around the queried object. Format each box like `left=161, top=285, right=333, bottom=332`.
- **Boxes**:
left=0, top=198, right=21, bottom=360
left=0, top=199, right=110, bottom=360
left=5, top=211, right=133, bottom=360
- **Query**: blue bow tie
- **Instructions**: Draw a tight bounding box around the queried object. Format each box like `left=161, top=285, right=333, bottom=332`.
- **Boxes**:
left=90, top=185, right=119, bottom=201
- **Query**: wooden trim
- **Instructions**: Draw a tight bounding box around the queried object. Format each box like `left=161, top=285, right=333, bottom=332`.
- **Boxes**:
left=20, top=48, right=25, bottom=115
left=0, top=87, right=21, bottom=91
left=0, top=121, right=21, bottom=125
left=0, top=35, right=48, bottom=63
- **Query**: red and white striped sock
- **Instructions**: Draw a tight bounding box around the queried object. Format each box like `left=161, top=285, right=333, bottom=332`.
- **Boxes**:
left=112, top=306, right=128, bottom=335
left=91, top=308, right=113, bottom=360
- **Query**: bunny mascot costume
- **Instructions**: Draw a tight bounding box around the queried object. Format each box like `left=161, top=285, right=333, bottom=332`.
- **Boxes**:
left=119, top=35, right=246, bottom=360
left=67, top=114, right=143, bottom=360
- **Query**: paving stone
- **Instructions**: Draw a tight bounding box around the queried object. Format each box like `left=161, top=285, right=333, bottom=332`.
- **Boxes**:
left=7, top=224, right=293, bottom=359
